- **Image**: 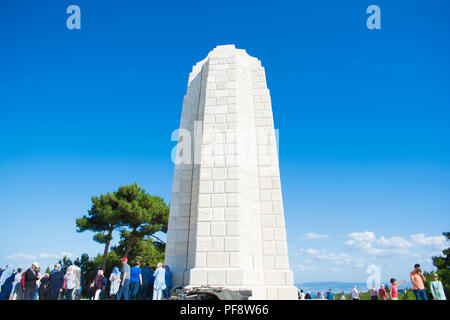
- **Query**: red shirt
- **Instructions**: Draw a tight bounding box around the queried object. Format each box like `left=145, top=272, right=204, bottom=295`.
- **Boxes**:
left=379, top=287, right=387, bottom=299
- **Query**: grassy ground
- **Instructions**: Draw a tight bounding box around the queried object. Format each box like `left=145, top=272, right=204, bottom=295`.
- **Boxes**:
left=335, top=289, right=417, bottom=300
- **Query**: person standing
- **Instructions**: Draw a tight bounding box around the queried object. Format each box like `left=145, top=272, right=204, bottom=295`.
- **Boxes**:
left=140, top=263, right=151, bottom=299
left=351, top=285, right=360, bottom=300
left=326, top=289, right=334, bottom=300
left=64, top=266, right=77, bottom=300
left=305, top=291, right=312, bottom=299
left=149, top=266, right=155, bottom=299
left=24, top=262, right=40, bottom=300
left=11, top=268, right=22, bottom=300
left=34, top=267, right=42, bottom=300
left=389, top=278, right=406, bottom=300
left=38, top=274, right=50, bottom=300
left=116, top=257, right=131, bottom=300
left=152, top=262, right=166, bottom=300
left=129, top=261, right=142, bottom=300
left=298, top=289, right=305, bottom=300
left=0, top=265, right=15, bottom=300
left=163, top=265, right=172, bottom=298
left=100, top=276, right=107, bottom=300
left=369, top=286, right=378, bottom=300
left=20, top=270, right=26, bottom=299
left=90, top=270, right=105, bottom=300
left=339, top=291, right=346, bottom=300
left=47, top=264, right=64, bottom=300
left=430, top=273, right=446, bottom=300
left=378, top=284, right=388, bottom=300
left=109, top=267, right=121, bottom=299
left=410, top=263, right=427, bottom=300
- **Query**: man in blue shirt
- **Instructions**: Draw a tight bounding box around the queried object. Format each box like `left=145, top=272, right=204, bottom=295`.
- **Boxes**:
left=327, top=289, right=335, bottom=300
left=129, top=261, right=142, bottom=300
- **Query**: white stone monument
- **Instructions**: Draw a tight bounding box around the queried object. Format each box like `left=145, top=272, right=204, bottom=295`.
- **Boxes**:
left=165, top=45, right=297, bottom=300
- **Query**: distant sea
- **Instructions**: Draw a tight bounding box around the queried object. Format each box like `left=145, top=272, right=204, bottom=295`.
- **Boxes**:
left=295, top=282, right=409, bottom=294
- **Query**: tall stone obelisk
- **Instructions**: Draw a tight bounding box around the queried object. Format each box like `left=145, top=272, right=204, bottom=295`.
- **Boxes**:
left=165, top=45, right=297, bottom=300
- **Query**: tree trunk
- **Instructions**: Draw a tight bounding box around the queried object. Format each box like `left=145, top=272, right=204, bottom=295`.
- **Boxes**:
left=102, top=229, right=113, bottom=271
left=124, top=234, right=135, bottom=258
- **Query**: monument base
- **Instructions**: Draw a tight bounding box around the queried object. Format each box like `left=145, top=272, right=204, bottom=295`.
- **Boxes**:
left=181, top=268, right=298, bottom=300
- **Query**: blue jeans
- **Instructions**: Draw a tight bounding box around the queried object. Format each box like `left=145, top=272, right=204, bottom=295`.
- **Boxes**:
left=66, top=288, right=74, bottom=300
left=129, top=282, right=140, bottom=300
left=413, top=289, right=428, bottom=300
left=116, top=279, right=130, bottom=300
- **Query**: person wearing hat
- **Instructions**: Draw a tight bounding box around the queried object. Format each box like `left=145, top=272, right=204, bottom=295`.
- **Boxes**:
left=116, top=257, right=131, bottom=300
left=23, top=262, right=40, bottom=300
left=430, top=273, right=446, bottom=300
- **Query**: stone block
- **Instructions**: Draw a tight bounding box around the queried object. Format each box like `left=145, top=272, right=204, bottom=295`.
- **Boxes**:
left=207, top=270, right=226, bottom=286
left=213, top=181, right=225, bottom=193
left=227, top=193, right=239, bottom=207
left=207, top=252, right=229, bottom=268
left=198, top=194, right=210, bottom=208
left=226, top=222, right=240, bottom=236
left=211, top=221, right=226, bottom=236
left=197, top=222, right=211, bottom=237
left=265, top=271, right=287, bottom=285
left=212, top=208, right=224, bottom=221
left=226, top=270, right=245, bottom=286
left=196, top=237, right=212, bottom=252
left=227, top=167, right=239, bottom=179
left=212, top=168, right=227, bottom=180
left=278, top=286, right=298, bottom=300
left=225, top=180, right=239, bottom=193
left=190, top=268, right=207, bottom=285
left=274, top=255, right=289, bottom=270
left=199, top=181, right=213, bottom=194
left=224, top=237, right=241, bottom=251
left=263, top=255, right=275, bottom=269
left=212, top=237, right=224, bottom=251
left=225, top=207, right=239, bottom=221
left=195, top=253, right=206, bottom=267
left=211, top=194, right=227, bottom=207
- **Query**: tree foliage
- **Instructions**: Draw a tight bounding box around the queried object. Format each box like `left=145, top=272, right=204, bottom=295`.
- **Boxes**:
left=58, top=255, right=73, bottom=273
left=426, top=232, right=450, bottom=298
left=75, top=183, right=168, bottom=270
left=114, top=184, right=169, bottom=258
left=76, top=190, right=124, bottom=271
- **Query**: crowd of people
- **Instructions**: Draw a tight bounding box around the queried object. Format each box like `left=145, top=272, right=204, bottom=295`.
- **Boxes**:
left=0, top=257, right=173, bottom=300
left=1, top=261, right=447, bottom=301
left=297, top=264, right=447, bottom=300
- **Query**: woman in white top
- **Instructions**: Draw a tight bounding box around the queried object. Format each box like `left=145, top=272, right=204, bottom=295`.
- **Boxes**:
left=64, top=265, right=77, bottom=300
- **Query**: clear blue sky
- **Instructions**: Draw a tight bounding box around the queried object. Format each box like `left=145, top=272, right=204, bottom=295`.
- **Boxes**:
left=1, top=0, right=449, bottom=285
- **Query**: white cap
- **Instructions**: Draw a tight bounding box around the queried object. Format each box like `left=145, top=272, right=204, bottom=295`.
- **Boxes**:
left=32, top=262, right=39, bottom=268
